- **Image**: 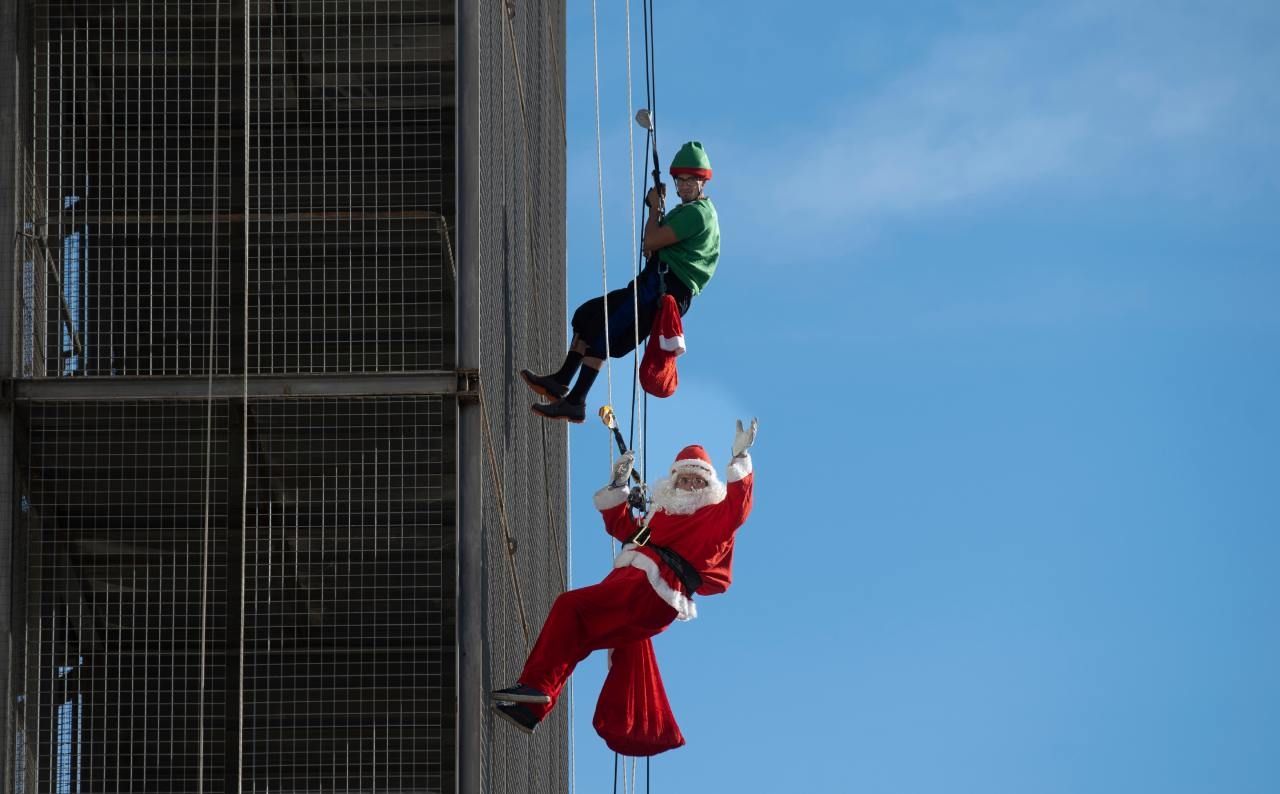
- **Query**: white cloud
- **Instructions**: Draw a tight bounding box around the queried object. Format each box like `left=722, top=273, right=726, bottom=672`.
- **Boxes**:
left=732, top=2, right=1278, bottom=234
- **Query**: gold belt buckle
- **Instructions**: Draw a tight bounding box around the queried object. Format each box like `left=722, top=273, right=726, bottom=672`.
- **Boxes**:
left=631, top=522, right=651, bottom=547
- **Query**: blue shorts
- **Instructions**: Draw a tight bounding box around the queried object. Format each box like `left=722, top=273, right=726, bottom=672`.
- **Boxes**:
left=571, top=261, right=693, bottom=359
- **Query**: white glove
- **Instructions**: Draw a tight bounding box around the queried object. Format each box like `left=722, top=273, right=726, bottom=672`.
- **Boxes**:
left=732, top=418, right=758, bottom=458
left=610, top=451, right=635, bottom=487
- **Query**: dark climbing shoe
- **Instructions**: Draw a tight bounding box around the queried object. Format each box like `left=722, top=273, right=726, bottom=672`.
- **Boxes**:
left=520, top=369, right=569, bottom=400
left=492, top=701, right=541, bottom=735
left=531, top=399, right=585, bottom=424
left=490, top=683, right=551, bottom=705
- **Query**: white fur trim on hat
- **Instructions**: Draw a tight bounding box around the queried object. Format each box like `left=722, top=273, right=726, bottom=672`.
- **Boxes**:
left=659, top=334, right=686, bottom=355
left=651, top=476, right=726, bottom=514
left=614, top=546, right=698, bottom=621
left=670, top=458, right=716, bottom=481
left=727, top=452, right=752, bottom=483
left=593, top=484, right=630, bottom=511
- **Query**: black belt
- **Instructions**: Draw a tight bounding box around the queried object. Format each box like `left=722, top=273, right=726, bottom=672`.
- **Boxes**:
left=651, top=544, right=703, bottom=597
left=629, top=524, right=703, bottom=597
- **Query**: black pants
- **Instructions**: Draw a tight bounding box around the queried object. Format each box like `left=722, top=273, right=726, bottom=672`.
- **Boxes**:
left=571, top=260, right=693, bottom=359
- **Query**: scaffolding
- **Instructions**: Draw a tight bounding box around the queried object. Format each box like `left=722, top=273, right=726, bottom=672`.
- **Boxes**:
left=1, top=1, right=568, bottom=792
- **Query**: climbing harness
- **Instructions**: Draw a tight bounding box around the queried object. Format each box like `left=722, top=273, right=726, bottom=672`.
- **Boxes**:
left=596, top=410, right=701, bottom=596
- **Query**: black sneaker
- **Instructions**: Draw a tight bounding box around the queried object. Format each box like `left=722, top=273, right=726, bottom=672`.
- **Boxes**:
left=490, top=683, right=551, bottom=705
left=531, top=399, right=586, bottom=424
left=520, top=369, right=569, bottom=400
left=492, top=701, right=541, bottom=734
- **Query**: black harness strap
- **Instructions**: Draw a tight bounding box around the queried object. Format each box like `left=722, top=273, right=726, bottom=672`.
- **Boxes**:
left=628, top=522, right=702, bottom=597
left=650, top=543, right=702, bottom=597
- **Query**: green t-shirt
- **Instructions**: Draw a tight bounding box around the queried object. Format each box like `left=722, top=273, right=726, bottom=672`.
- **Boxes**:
left=659, top=198, right=720, bottom=295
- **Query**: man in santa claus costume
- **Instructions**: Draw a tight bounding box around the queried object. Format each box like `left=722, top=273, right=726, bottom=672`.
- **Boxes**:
left=490, top=417, right=758, bottom=734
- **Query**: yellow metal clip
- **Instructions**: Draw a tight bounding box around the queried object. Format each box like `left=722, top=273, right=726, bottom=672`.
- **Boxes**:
left=630, top=519, right=651, bottom=547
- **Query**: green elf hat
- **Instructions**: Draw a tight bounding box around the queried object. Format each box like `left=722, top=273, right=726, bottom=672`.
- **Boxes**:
left=669, top=141, right=713, bottom=181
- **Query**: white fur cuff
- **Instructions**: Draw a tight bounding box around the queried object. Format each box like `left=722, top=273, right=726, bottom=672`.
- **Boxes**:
left=659, top=334, right=686, bottom=355
left=727, top=452, right=752, bottom=482
left=593, top=484, right=630, bottom=511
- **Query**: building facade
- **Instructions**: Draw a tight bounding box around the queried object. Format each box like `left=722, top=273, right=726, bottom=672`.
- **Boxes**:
left=0, top=1, right=568, bottom=791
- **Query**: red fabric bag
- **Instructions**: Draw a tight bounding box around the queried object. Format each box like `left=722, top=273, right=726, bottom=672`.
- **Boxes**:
left=592, top=638, right=686, bottom=756
left=639, top=294, right=685, bottom=398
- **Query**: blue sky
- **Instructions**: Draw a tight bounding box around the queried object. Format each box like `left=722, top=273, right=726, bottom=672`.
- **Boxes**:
left=553, top=1, right=1280, bottom=791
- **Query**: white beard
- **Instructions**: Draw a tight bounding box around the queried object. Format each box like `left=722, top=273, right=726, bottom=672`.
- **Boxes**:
left=651, top=476, right=727, bottom=516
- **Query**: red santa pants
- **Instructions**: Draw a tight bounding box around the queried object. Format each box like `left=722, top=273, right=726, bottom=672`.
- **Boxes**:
left=519, top=565, right=678, bottom=720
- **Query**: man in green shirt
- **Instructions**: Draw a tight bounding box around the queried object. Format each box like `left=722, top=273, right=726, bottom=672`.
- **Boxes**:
left=523, top=141, right=721, bottom=423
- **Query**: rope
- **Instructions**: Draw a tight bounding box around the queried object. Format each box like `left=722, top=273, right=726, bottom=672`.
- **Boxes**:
left=615, top=4, right=665, bottom=781
left=499, top=3, right=550, bottom=351
left=609, top=3, right=668, bottom=783
left=641, top=0, right=660, bottom=489
left=438, top=215, right=458, bottom=286
left=478, top=380, right=533, bottom=649
left=237, top=2, right=252, bottom=790
left=540, top=421, right=566, bottom=588
left=504, top=5, right=670, bottom=784
left=544, top=6, right=568, bottom=149
left=588, top=0, right=623, bottom=561
left=625, top=0, right=645, bottom=478
left=590, top=0, right=614, bottom=409
left=498, top=1, right=567, bottom=592
left=645, top=0, right=658, bottom=127
left=567, top=434, right=575, bottom=794
left=489, top=15, right=577, bottom=784
left=195, top=2, right=223, bottom=790
left=612, top=754, right=649, bottom=793
left=442, top=210, right=566, bottom=596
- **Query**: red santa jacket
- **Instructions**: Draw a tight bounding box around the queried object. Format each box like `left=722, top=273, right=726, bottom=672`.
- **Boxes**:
left=593, top=454, right=753, bottom=621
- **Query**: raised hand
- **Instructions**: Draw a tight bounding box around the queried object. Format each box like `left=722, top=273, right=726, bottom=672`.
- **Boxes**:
left=610, top=451, right=635, bottom=487
left=732, top=418, right=758, bottom=458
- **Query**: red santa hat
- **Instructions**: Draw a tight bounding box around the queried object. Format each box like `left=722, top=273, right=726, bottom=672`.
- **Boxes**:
left=669, top=445, right=716, bottom=483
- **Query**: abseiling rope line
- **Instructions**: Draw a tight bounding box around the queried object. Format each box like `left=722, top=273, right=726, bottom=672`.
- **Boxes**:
left=636, top=0, right=659, bottom=488
left=624, top=0, right=645, bottom=481
left=594, top=0, right=655, bottom=504
left=196, top=3, right=223, bottom=790
left=567, top=420, right=576, bottom=794
left=590, top=0, right=615, bottom=411
left=617, top=3, right=662, bottom=786
left=478, top=380, right=534, bottom=650
left=482, top=4, right=546, bottom=632
left=490, top=7, right=578, bottom=757
left=238, top=3, right=252, bottom=789
left=612, top=754, right=648, bottom=793
left=497, top=0, right=552, bottom=379
left=496, top=1, right=568, bottom=592
left=540, top=420, right=567, bottom=590
left=438, top=207, right=567, bottom=595
left=542, top=3, right=568, bottom=149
